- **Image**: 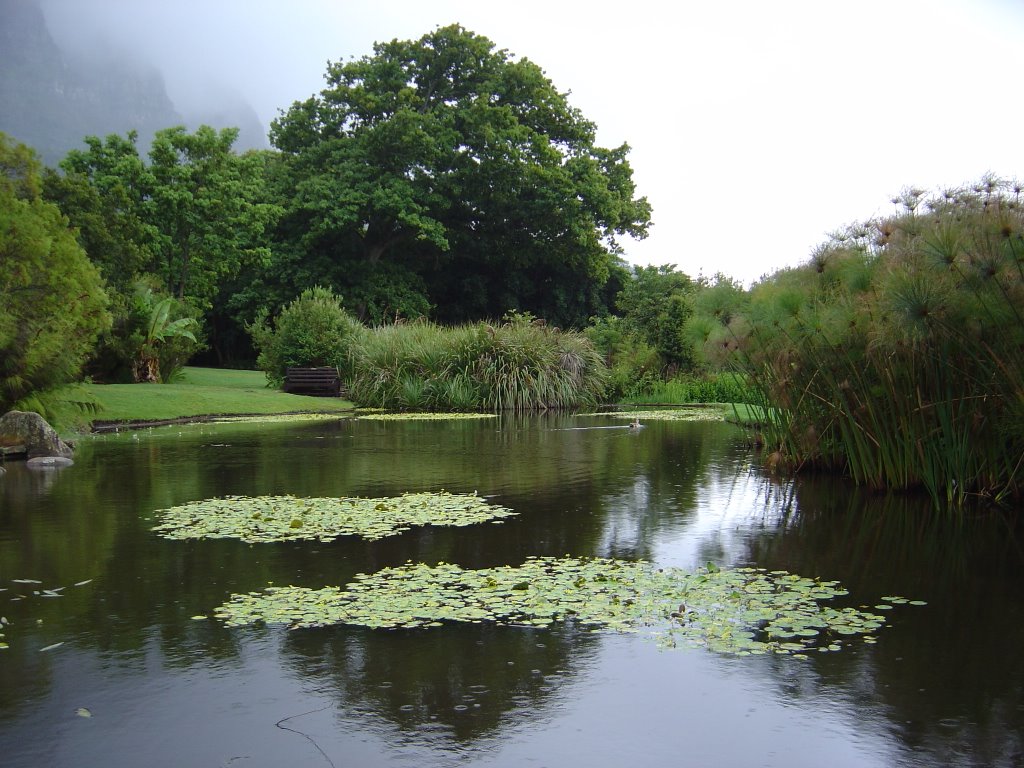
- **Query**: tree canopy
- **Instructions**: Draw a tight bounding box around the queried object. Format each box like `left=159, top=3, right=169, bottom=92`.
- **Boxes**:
left=616, top=264, right=696, bottom=370
left=52, top=126, right=278, bottom=309
left=270, top=24, right=651, bottom=327
left=44, top=126, right=281, bottom=373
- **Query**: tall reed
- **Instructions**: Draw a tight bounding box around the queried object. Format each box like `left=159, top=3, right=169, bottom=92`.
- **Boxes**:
left=730, top=178, right=1024, bottom=506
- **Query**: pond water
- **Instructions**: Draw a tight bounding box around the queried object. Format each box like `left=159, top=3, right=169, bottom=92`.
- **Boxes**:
left=1, top=413, right=1022, bottom=768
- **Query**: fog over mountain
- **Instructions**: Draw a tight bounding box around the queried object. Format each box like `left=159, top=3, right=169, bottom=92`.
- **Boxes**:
left=0, top=0, right=267, bottom=166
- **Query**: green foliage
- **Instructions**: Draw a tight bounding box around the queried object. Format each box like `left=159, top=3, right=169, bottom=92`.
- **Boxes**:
left=348, top=313, right=608, bottom=412
left=134, top=285, right=202, bottom=383
left=729, top=177, right=1024, bottom=505
left=683, top=273, right=751, bottom=369
left=584, top=315, right=660, bottom=399
left=270, top=24, right=650, bottom=328
left=621, top=373, right=754, bottom=405
left=85, top=280, right=203, bottom=383
left=249, top=286, right=363, bottom=386
left=586, top=264, right=717, bottom=399
left=0, top=133, right=111, bottom=412
left=12, top=384, right=102, bottom=433
left=44, top=132, right=158, bottom=292
left=147, top=126, right=279, bottom=306
left=616, top=264, right=697, bottom=371
left=48, top=127, right=281, bottom=367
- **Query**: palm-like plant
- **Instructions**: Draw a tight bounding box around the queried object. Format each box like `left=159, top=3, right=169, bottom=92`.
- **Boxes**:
left=134, top=288, right=198, bottom=383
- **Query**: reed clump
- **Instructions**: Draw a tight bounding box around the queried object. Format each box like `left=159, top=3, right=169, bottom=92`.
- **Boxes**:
left=729, top=177, right=1024, bottom=506
left=348, top=312, right=608, bottom=412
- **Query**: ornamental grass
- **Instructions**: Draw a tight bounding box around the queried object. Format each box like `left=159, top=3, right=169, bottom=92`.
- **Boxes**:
left=348, top=313, right=608, bottom=412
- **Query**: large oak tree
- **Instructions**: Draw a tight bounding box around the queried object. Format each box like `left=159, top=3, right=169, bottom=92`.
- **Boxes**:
left=270, top=24, right=651, bottom=327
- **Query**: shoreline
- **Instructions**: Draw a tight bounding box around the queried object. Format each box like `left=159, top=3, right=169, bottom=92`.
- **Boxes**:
left=88, top=409, right=357, bottom=434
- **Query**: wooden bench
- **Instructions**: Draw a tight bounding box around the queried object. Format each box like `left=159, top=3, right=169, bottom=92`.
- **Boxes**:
left=283, top=367, right=342, bottom=397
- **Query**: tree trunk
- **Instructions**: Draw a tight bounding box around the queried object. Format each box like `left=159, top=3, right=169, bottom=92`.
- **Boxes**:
left=134, top=354, right=160, bottom=383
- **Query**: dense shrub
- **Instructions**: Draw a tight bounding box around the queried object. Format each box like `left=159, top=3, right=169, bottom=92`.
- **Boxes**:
left=248, top=286, right=363, bottom=386
left=615, top=265, right=697, bottom=372
left=88, top=281, right=203, bottom=384
left=584, top=315, right=660, bottom=400
left=622, top=373, right=754, bottom=405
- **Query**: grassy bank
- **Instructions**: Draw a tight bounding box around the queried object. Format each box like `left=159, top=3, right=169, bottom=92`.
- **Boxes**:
left=82, top=367, right=353, bottom=428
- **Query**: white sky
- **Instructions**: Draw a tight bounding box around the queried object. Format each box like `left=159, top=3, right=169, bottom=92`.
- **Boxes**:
left=40, top=0, right=1024, bottom=284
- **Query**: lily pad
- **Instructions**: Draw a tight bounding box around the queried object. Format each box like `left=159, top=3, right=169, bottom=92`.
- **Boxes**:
left=153, top=491, right=516, bottom=543
left=582, top=409, right=726, bottom=422
left=210, top=413, right=349, bottom=424
left=357, top=412, right=497, bottom=421
left=213, top=558, right=922, bottom=657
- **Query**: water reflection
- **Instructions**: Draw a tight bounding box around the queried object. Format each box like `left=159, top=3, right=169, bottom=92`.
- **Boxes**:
left=0, top=415, right=1022, bottom=767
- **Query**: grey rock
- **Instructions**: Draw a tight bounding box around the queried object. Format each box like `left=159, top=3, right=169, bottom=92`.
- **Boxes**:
left=26, top=456, right=74, bottom=469
left=0, top=411, right=74, bottom=459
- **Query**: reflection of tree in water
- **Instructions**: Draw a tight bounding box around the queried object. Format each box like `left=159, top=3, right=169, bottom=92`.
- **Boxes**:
left=740, top=476, right=1024, bottom=768
left=280, top=621, right=601, bottom=748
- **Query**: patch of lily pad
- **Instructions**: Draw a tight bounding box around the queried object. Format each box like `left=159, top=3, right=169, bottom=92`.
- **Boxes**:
left=210, top=413, right=349, bottom=424
left=584, top=408, right=726, bottom=422
left=213, top=557, right=922, bottom=657
left=356, top=412, right=498, bottom=421
left=152, top=491, right=516, bottom=543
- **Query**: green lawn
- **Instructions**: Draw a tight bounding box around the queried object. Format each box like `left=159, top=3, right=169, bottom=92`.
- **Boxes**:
left=84, top=367, right=354, bottom=426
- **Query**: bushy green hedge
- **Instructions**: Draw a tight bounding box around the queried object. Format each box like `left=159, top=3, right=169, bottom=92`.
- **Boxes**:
left=621, top=373, right=753, bottom=405
left=248, top=286, right=363, bottom=386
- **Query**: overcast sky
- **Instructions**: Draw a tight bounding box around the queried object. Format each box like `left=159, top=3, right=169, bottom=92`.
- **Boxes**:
left=39, top=0, right=1024, bottom=284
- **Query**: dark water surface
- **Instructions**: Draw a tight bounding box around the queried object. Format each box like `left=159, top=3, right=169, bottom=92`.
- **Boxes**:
left=1, top=414, right=1022, bottom=767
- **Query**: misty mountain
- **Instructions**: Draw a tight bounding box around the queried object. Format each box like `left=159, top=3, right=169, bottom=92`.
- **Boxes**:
left=0, top=0, right=267, bottom=166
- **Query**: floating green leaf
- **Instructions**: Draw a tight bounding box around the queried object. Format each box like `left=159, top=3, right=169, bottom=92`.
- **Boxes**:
left=581, top=409, right=726, bottom=422
left=356, top=412, right=497, bottom=421
left=213, top=558, right=924, bottom=657
left=153, top=491, right=516, bottom=543
left=210, top=413, right=349, bottom=425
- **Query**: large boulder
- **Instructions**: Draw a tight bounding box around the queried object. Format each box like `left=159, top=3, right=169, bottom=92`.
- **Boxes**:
left=0, top=411, right=74, bottom=459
